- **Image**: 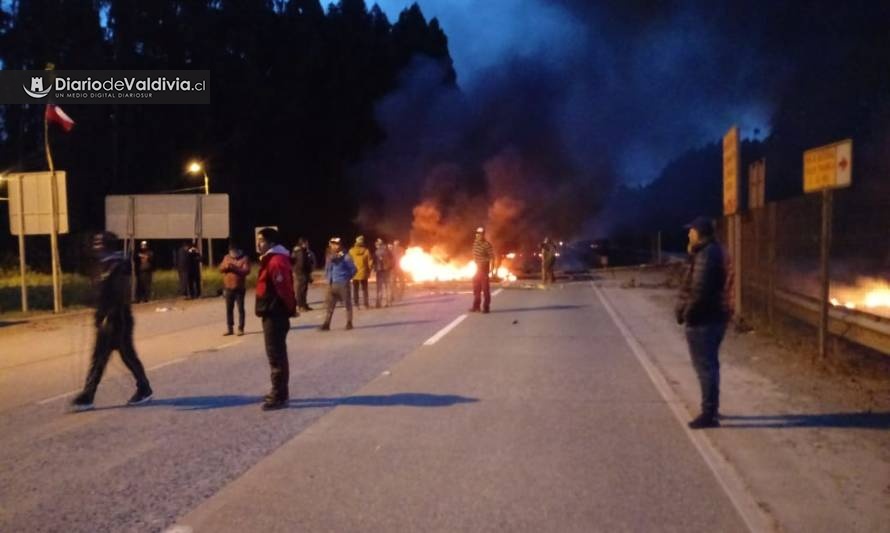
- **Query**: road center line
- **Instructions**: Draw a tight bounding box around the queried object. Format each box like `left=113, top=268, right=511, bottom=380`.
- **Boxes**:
left=215, top=340, right=243, bottom=350
left=592, top=283, right=773, bottom=533
left=492, top=288, right=504, bottom=297
left=423, top=315, right=467, bottom=346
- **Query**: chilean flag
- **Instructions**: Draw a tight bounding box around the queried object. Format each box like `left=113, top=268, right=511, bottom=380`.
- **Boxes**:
left=45, top=104, right=75, bottom=132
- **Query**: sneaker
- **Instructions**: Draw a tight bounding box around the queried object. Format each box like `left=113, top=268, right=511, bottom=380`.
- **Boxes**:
left=687, top=413, right=720, bottom=429
left=223, top=330, right=234, bottom=336
left=345, top=322, right=354, bottom=330
left=468, top=308, right=480, bottom=313
left=318, top=324, right=330, bottom=331
left=482, top=309, right=490, bottom=314
left=127, top=388, right=153, bottom=406
left=237, top=329, right=244, bottom=336
left=261, top=399, right=287, bottom=411
left=70, top=392, right=95, bottom=412
left=304, top=306, right=314, bottom=311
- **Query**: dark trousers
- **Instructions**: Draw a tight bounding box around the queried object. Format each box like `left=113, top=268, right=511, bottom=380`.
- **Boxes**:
left=224, top=288, right=246, bottom=332
left=472, top=263, right=491, bottom=311
left=375, top=270, right=391, bottom=307
left=392, top=268, right=405, bottom=300
left=262, top=316, right=290, bottom=401
left=178, top=269, right=188, bottom=297
left=685, top=322, right=727, bottom=417
left=295, top=275, right=310, bottom=309
left=352, top=279, right=369, bottom=307
left=82, top=311, right=151, bottom=401
left=324, top=282, right=353, bottom=326
left=187, top=269, right=201, bottom=299
left=136, top=271, right=153, bottom=302
left=542, top=261, right=555, bottom=284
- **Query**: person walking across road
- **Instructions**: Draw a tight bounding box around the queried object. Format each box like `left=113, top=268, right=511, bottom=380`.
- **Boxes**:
left=320, top=237, right=356, bottom=331
left=471, top=227, right=494, bottom=313
left=291, top=237, right=315, bottom=312
left=255, top=228, right=297, bottom=411
left=175, top=241, right=190, bottom=298
left=675, top=216, right=733, bottom=429
left=71, top=232, right=152, bottom=412
left=136, top=240, right=155, bottom=302
left=220, top=241, right=250, bottom=336
left=349, top=235, right=372, bottom=309
left=373, top=238, right=393, bottom=308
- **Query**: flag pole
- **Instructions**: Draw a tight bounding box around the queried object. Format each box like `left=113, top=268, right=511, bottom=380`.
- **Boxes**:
left=44, top=64, right=63, bottom=312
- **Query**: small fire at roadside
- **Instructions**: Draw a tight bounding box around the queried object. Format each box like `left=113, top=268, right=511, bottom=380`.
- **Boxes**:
left=829, top=277, right=890, bottom=317
left=399, top=247, right=517, bottom=283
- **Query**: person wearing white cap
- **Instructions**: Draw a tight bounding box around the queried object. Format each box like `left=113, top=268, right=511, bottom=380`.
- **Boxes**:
left=471, top=226, right=494, bottom=313
left=321, top=237, right=357, bottom=331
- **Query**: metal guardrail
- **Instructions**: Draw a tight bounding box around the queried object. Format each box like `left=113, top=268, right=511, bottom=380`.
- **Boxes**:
left=745, top=281, right=890, bottom=355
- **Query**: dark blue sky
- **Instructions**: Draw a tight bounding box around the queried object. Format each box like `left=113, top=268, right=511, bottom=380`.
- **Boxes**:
left=376, top=0, right=771, bottom=185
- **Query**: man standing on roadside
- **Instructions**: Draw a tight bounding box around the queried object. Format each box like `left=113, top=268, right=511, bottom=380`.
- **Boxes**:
left=136, top=240, right=155, bottom=302
left=471, top=226, right=494, bottom=313
left=220, top=241, right=250, bottom=336
left=391, top=239, right=405, bottom=301
left=291, top=237, right=315, bottom=312
left=255, top=228, right=297, bottom=411
left=373, top=238, right=393, bottom=308
left=349, top=235, right=372, bottom=310
left=675, top=216, right=733, bottom=429
left=320, top=237, right=356, bottom=331
left=71, top=232, right=153, bottom=412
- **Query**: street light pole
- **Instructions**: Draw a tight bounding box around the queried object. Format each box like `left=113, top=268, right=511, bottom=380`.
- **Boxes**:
left=203, top=169, right=213, bottom=268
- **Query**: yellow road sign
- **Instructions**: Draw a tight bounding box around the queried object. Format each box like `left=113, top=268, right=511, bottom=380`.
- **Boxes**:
left=723, top=126, right=739, bottom=215
left=803, top=139, right=852, bottom=193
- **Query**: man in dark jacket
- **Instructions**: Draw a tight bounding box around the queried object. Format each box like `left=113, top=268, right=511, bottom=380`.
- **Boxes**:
left=71, top=232, right=153, bottom=412
left=373, top=238, right=393, bottom=308
left=255, top=228, right=297, bottom=411
left=186, top=241, right=202, bottom=299
left=136, top=240, right=154, bottom=302
left=175, top=241, right=191, bottom=297
left=675, top=216, right=734, bottom=429
left=291, top=237, right=315, bottom=312
left=540, top=237, right=557, bottom=284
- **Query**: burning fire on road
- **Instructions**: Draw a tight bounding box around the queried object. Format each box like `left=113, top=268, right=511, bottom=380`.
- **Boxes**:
left=399, top=247, right=517, bottom=283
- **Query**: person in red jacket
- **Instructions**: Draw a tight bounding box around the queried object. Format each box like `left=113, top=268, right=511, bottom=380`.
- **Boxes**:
left=219, top=241, right=250, bottom=336
left=255, top=227, right=297, bottom=411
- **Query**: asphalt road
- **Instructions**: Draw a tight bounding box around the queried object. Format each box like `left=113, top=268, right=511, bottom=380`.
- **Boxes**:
left=0, top=282, right=750, bottom=532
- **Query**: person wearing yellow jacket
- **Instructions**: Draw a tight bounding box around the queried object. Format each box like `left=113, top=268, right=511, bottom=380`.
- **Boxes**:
left=349, top=236, right=373, bottom=309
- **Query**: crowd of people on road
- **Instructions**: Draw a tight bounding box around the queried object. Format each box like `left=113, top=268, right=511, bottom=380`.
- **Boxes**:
left=70, top=218, right=732, bottom=428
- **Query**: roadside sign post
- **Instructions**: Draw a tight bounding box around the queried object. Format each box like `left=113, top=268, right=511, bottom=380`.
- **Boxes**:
left=7, top=171, right=69, bottom=313
left=17, top=177, right=28, bottom=312
left=803, top=139, right=852, bottom=358
left=723, top=126, right=742, bottom=316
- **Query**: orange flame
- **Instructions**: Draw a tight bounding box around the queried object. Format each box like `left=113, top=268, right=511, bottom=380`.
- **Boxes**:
left=830, top=278, right=890, bottom=316
left=399, top=247, right=517, bottom=283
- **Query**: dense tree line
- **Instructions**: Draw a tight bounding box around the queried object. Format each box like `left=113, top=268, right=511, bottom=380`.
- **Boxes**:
left=0, top=0, right=454, bottom=269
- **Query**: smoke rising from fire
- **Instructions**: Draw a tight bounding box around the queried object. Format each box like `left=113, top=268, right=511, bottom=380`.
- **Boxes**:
left=354, top=56, right=615, bottom=258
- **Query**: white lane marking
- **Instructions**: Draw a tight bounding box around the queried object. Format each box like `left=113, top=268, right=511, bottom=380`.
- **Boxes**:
left=492, top=288, right=504, bottom=297
left=423, top=315, right=467, bottom=346
left=36, top=390, right=78, bottom=406
left=149, top=357, right=186, bottom=371
left=592, top=283, right=773, bottom=533
left=215, top=340, right=242, bottom=350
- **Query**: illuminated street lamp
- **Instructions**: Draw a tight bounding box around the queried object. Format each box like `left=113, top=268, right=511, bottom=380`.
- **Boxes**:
left=186, top=160, right=213, bottom=266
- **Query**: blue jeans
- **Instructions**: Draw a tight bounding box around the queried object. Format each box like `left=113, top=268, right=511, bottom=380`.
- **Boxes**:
left=685, top=322, right=727, bottom=417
